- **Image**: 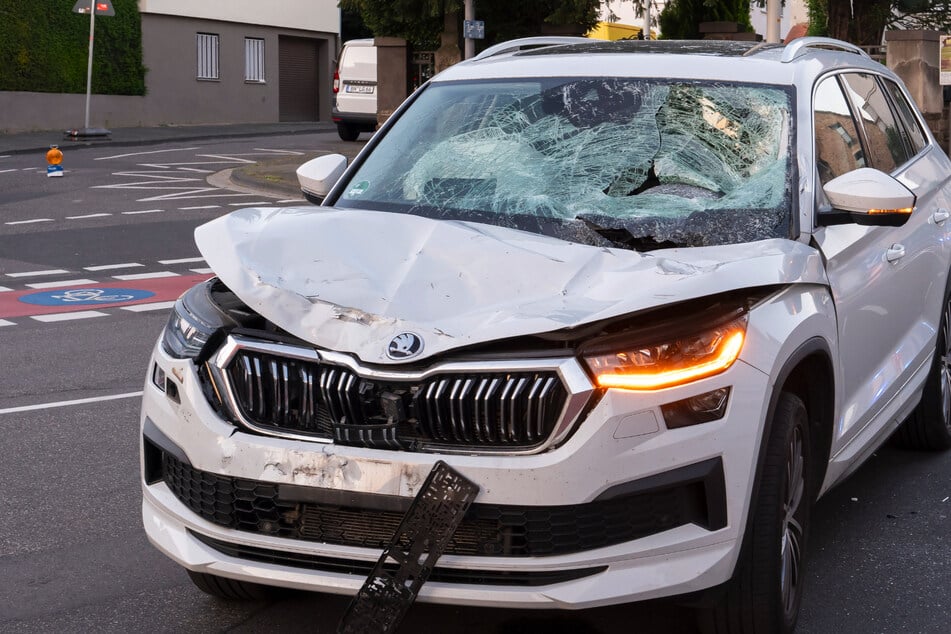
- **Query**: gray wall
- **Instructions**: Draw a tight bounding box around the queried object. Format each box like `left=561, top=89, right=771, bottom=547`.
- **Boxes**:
left=0, top=14, right=335, bottom=133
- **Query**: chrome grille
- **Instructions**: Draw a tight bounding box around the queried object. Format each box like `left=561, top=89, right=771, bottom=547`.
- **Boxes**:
left=209, top=336, right=590, bottom=453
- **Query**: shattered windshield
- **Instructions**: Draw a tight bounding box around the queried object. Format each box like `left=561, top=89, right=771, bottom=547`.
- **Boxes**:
left=333, top=78, right=794, bottom=250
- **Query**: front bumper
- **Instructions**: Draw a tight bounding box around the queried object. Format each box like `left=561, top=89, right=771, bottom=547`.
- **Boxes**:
left=140, top=328, right=776, bottom=609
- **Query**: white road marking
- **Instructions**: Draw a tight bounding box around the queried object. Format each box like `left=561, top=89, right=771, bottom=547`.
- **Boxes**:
left=121, top=301, right=176, bottom=312
left=138, top=189, right=254, bottom=203
left=0, top=155, right=10, bottom=159
left=230, top=201, right=272, bottom=206
left=95, top=147, right=199, bottom=160
left=0, top=319, right=15, bottom=327
left=0, top=168, right=19, bottom=174
left=84, top=263, right=144, bottom=271
left=278, top=199, right=307, bottom=203
left=66, top=212, right=112, bottom=220
left=31, top=311, right=108, bottom=322
left=178, top=205, right=220, bottom=210
left=6, top=218, right=54, bottom=225
left=197, top=154, right=256, bottom=163
left=122, top=209, right=165, bottom=215
left=0, top=286, right=12, bottom=292
left=158, top=257, right=204, bottom=265
left=26, top=279, right=98, bottom=289
left=113, top=271, right=179, bottom=280
left=189, top=268, right=213, bottom=274
left=177, top=168, right=215, bottom=173
left=0, top=391, right=144, bottom=415
left=253, top=148, right=305, bottom=155
left=6, top=269, right=70, bottom=278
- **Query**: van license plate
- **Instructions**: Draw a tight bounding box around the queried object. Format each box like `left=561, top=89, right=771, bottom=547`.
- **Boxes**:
left=346, top=85, right=374, bottom=94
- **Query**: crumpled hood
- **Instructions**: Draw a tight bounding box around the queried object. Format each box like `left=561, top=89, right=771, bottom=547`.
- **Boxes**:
left=195, top=206, right=827, bottom=364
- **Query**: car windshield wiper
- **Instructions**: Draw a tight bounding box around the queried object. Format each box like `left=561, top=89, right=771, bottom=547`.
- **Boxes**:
left=575, top=215, right=681, bottom=252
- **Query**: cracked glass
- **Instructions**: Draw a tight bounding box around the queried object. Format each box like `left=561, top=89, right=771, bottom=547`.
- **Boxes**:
left=335, top=78, right=794, bottom=250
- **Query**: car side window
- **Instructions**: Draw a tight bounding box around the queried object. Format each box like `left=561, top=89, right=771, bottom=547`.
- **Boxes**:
left=882, top=78, right=928, bottom=155
left=839, top=73, right=911, bottom=173
left=814, top=76, right=866, bottom=186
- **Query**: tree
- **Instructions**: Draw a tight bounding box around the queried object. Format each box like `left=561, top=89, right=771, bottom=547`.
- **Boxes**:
left=338, top=0, right=601, bottom=50
left=808, top=0, right=951, bottom=45
left=657, top=0, right=754, bottom=40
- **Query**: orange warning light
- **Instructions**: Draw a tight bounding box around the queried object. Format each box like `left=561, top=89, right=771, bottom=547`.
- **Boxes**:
left=46, top=145, right=63, bottom=166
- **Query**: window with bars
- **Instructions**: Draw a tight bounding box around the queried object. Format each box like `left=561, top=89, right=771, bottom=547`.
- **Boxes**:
left=245, top=38, right=265, bottom=83
left=197, top=33, right=219, bottom=80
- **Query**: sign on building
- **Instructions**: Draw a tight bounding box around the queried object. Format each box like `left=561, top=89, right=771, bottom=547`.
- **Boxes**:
left=941, top=34, right=951, bottom=86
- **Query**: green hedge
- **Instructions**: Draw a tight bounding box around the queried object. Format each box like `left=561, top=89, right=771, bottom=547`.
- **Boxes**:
left=0, top=0, right=145, bottom=95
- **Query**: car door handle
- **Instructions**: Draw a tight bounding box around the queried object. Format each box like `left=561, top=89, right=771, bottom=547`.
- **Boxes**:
left=886, top=244, right=906, bottom=262
left=933, top=208, right=950, bottom=224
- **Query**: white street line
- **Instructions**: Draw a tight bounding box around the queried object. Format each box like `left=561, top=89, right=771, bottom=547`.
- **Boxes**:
left=0, top=391, right=143, bottom=415
left=0, top=169, right=18, bottom=174
left=0, top=155, right=10, bottom=158
left=229, top=201, right=272, bottom=206
left=84, top=263, right=144, bottom=271
left=178, top=205, right=220, bottom=210
left=113, top=271, right=179, bottom=280
left=121, top=301, right=176, bottom=312
left=66, top=213, right=112, bottom=220
left=277, top=199, right=306, bottom=203
left=21, top=167, right=38, bottom=171
left=6, top=269, right=70, bottom=278
left=26, top=279, right=98, bottom=289
left=0, top=286, right=13, bottom=292
left=177, top=168, right=215, bottom=173
left=122, top=209, right=164, bottom=215
left=253, top=148, right=305, bottom=155
left=189, top=268, right=213, bottom=274
left=95, top=147, right=199, bottom=160
left=31, top=311, right=108, bottom=322
left=197, top=154, right=256, bottom=163
left=6, top=218, right=54, bottom=225
left=158, top=257, right=204, bottom=265
left=0, top=319, right=15, bottom=327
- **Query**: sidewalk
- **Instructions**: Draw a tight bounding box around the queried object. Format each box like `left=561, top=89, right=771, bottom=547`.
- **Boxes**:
left=1, top=121, right=340, bottom=198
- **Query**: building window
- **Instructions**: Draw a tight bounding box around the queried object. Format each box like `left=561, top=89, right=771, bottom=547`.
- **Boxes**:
left=245, top=38, right=265, bottom=82
left=197, top=33, right=219, bottom=80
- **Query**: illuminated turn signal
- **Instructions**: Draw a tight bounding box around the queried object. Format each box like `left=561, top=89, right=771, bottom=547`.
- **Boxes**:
left=868, top=207, right=913, bottom=215
left=589, top=328, right=746, bottom=391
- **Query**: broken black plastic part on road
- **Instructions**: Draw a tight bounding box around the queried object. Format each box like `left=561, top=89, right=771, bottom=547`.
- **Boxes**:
left=337, top=461, right=480, bottom=634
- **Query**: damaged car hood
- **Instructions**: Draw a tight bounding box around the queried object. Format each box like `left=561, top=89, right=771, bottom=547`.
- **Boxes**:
left=195, top=207, right=827, bottom=364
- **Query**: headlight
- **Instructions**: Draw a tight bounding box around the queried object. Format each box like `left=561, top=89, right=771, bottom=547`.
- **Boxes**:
left=582, top=316, right=748, bottom=391
left=162, top=280, right=234, bottom=360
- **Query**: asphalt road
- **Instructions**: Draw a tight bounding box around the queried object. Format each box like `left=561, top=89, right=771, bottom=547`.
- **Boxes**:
left=1, top=133, right=949, bottom=633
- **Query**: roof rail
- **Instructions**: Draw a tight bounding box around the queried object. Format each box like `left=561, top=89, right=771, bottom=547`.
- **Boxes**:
left=781, top=37, right=870, bottom=63
left=472, top=37, right=591, bottom=61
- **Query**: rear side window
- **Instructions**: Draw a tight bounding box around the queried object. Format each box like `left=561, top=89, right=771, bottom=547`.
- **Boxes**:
left=882, top=79, right=928, bottom=155
left=839, top=73, right=911, bottom=172
left=813, top=76, right=865, bottom=185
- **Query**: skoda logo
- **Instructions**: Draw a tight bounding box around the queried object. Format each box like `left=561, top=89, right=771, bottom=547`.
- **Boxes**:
left=387, top=332, right=424, bottom=360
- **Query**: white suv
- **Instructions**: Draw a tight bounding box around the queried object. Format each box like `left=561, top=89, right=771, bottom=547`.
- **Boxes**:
left=141, top=37, right=951, bottom=632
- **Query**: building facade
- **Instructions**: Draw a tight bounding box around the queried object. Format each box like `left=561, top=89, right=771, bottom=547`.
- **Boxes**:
left=0, top=1, right=339, bottom=133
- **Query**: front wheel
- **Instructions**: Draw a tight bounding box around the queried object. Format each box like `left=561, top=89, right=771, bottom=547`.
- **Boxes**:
left=894, top=290, right=951, bottom=450
left=700, top=392, right=811, bottom=634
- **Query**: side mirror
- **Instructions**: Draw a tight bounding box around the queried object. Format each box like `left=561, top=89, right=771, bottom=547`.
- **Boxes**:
left=819, top=167, right=916, bottom=227
left=296, top=154, right=347, bottom=205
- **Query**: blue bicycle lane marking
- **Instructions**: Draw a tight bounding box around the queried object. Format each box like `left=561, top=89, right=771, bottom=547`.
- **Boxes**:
left=18, top=287, right=156, bottom=306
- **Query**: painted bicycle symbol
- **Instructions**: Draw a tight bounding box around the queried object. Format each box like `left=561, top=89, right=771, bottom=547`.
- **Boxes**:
left=18, top=286, right=156, bottom=307
left=51, top=288, right=136, bottom=303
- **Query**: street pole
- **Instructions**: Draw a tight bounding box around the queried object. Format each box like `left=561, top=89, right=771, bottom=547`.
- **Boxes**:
left=643, top=0, right=650, bottom=40
left=765, top=0, right=780, bottom=44
left=464, top=0, right=474, bottom=60
left=84, top=0, right=96, bottom=130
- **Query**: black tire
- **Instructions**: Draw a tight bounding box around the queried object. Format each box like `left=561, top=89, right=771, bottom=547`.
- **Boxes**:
left=336, top=123, right=360, bottom=142
left=186, top=570, right=271, bottom=601
left=700, top=392, right=811, bottom=634
left=893, top=291, right=951, bottom=450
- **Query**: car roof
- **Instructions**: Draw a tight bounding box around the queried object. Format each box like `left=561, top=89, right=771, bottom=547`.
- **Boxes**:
left=433, top=37, right=887, bottom=87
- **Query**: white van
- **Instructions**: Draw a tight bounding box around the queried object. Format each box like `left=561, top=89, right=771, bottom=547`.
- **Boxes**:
left=332, top=39, right=377, bottom=141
